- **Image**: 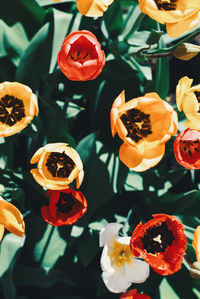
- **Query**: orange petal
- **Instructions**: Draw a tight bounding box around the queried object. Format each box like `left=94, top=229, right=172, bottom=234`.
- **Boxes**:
left=30, top=146, right=45, bottom=164
left=76, top=0, right=114, bottom=17
left=0, top=197, right=25, bottom=237
left=119, top=143, right=143, bottom=169
left=192, top=225, right=200, bottom=262
left=110, top=90, right=125, bottom=137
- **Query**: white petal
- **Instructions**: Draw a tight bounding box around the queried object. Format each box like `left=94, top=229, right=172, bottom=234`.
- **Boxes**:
left=102, top=267, right=132, bottom=293
left=100, top=244, right=114, bottom=273
left=99, top=223, right=122, bottom=247
left=117, top=236, right=131, bottom=245
left=124, top=257, right=150, bottom=284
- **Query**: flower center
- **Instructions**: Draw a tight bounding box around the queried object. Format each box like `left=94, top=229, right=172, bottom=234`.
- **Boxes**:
left=46, top=151, right=75, bottom=178
left=141, top=222, right=175, bottom=254
left=69, top=50, right=91, bottom=64
left=109, top=241, right=132, bottom=268
left=154, top=0, right=177, bottom=10
left=180, top=140, right=200, bottom=157
left=0, top=95, right=25, bottom=126
left=120, top=108, right=152, bottom=143
left=56, top=192, right=75, bottom=213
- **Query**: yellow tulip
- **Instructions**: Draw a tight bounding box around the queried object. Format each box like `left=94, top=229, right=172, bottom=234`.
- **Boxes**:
left=138, top=0, right=200, bottom=37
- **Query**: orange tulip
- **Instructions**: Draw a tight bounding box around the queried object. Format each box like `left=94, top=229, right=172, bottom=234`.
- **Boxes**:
left=57, top=30, right=105, bottom=81
left=0, top=196, right=25, bottom=240
left=110, top=91, right=177, bottom=171
left=30, top=143, right=84, bottom=190
left=192, top=225, right=200, bottom=262
left=77, top=0, right=114, bottom=17
left=0, top=82, right=38, bottom=137
left=138, top=0, right=200, bottom=37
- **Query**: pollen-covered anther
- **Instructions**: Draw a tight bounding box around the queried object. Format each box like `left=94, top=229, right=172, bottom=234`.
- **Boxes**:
left=154, top=0, right=177, bottom=11
left=110, top=241, right=132, bottom=268
left=141, top=222, right=175, bottom=254
left=120, top=108, right=152, bottom=143
left=46, top=151, right=75, bottom=178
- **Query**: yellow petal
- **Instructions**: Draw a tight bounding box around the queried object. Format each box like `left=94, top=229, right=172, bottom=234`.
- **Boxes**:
left=166, top=10, right=200, bottom=37
left=192, top=226, right=200, bottom=262
left=76, top=0, right=114, bottom=17
left=176, top=76, right=193, bottom=111
left=76, top=169, right=84, bottom=189
left=0, top=197, right=25, bottom=237
left=110, top=90, right=125, bottom=137
left=30, top=146, right=45, bottom=164
left=0, top=224, right=5, bottom=242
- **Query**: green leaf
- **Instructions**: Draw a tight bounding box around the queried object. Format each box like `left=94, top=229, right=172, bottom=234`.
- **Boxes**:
left=78, top=229, right=99, bottom=267
left=104, top=0, right=123, bottom=38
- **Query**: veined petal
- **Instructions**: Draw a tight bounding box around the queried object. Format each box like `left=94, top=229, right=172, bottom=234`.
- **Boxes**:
left=0, top=197, right=25, bottom=237
left=100, top=222, right=122, bottom=247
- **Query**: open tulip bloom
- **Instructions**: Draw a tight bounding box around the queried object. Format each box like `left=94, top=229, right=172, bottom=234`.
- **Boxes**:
left=110, top=90, right=177, bottom=171
left=30, top=143, right=84, bottom=190
left=76, top=0, right=114, bottom=17
left=0, top=81, right=38, bottom=137
left=57, top=30, right=105, bottom=81
left=99, top=223, right=150, bottom=294
left=176, top=76, right=200, bottom=130
left=120, top=289, right=151, bottom=299
left=138, top=0, right=200, bottom=37
left=130, top=214, right=187, bottom=276
left=174, top=128, right=200, bottom=169
left=0, top=196, right=25, bottom=240
left=41, top=188, right=87, bottom=226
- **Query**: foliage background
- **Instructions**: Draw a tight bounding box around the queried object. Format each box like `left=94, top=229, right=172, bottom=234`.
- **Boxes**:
left=0, top=0, right=200, bottom=298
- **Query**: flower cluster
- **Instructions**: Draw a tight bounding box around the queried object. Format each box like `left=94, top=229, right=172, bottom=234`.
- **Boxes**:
left=100, top=214, right=187, bottom=294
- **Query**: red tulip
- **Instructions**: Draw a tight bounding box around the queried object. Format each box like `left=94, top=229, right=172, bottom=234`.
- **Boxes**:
left=41, top=188, right=87, bottom=226
left=120, top=289, right=151, bottom=299
left=57, top=30, right=105, bottom=81
left=174, top=128, right=200, bottom=169
left=130, top=214, right=187, bottom=276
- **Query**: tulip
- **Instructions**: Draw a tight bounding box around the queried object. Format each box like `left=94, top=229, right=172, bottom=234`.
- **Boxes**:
left=110, top=91, right=177, bottom=171
left=57, top=30, right=105, bottom=81
left=138, top=0, right=200, bottom=37
left=41, top=188, right=87, bottom=226
left=174, top=128, right=200, bottom=169
left=120, top=289, right=151, bottom=299
left=0, top=196, right=25, bottom=240
left=130, top=214, right=187, bottom=275
left=0, top=82, right=38, bottom=137
left=30, top=143, right=84, bottom=190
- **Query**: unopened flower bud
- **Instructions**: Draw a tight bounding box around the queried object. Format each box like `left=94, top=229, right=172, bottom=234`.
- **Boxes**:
left=172, top=43, right=200, bottom=61
left=190, top=262, right=200, bottom=279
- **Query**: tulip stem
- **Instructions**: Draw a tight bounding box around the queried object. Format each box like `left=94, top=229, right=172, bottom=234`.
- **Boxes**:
left=184, top=225, right=195, bottom=232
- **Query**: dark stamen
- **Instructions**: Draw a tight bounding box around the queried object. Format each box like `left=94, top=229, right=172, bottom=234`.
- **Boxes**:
left=141, top=222, right=175, bottom=254
left=83, top=53, right=88, bottom=59
left=154, top=0, right=177, bottom=11
left=56, top=192, right=75, bottom=213
left=120, top=108, right=152, bottom=143
left=46, top=151, right=75, bottom=178
left=0, top=95, right=25, bottom=126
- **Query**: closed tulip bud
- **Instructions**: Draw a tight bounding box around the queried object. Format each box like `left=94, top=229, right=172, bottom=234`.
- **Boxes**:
left=172, top=43, right=200, bottom=61
left=190, top=262, right=200, bottom=280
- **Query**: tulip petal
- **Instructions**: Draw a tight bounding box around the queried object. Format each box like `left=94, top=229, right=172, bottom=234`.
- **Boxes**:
left=99, top=222, right=122, bottom=247
left=0, top=197, right=25, bottom=237
left=0, top=224, right=5, bottom=242
left=192, top=226, right=200, bottom=262
left=176, top=76, right=193, bottom=111
left=100, top=244, right=114, bottom=273
left=124, top=257, right=150, bottom=284
left=76, top=0, right=114, bottom=17
left=102, top=268, right=132, bottom=294
left=119, top=143, right=143, bottom=169
left=166, top=11, right=200, bottom=37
